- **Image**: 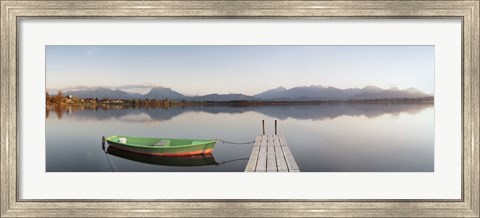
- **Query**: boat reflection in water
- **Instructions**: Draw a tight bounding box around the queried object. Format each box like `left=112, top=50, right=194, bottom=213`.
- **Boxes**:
left=106, top=146, right=218, bottom=167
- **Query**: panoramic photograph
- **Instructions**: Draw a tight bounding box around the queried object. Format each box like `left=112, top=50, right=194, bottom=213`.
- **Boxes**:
left=46, top=45, right=434, bottom=172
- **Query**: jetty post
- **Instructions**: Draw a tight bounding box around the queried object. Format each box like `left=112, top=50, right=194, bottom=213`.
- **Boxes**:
left=274, top=120, right=277, bottom=135
left=262, top=120, right=265, bottom=135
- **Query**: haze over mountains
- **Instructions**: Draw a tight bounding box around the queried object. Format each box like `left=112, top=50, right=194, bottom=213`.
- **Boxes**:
left=63, top=85, right=432, bottom=101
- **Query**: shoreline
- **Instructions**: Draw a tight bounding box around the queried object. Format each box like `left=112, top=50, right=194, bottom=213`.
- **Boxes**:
left=46, top=96, right=434, bottom=108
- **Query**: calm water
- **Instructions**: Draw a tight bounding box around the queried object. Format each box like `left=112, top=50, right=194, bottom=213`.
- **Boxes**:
left=46, top=103, right=434, bottom=172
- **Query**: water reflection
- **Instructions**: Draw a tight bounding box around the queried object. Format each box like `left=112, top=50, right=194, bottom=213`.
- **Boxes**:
left=106, top=146, right=218, bottom=167
left=47, top=102, right=433, bottom=122
left=46, top=103, right=434, bottom=172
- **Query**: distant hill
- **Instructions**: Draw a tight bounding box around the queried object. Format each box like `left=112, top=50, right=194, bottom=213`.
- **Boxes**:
left=286, top=85, right=350, bottom=100
left=187, top=94, right=258, bottom=102
left=362, top=85, right=384, bottom=93
left=65, top=88, right=133, bottom=99
left=143, top=87, right=185, bottom=100
left=254, top=86, right=288, bottom=99
left=254, top=85, right=388, bottom=100
left=62, top=85, right=432, bottom=101
left=255, top=85, right=430, bottom=101
left=130, top=93, right=144, bottom=99
left=347, top=88, right=430, bottom=100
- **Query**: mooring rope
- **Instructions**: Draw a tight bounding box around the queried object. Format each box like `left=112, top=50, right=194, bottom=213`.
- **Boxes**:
left=103, top=150, right=119, bottom=172
left=215, top=157, right=249, bottom=167
left=101, top=137, right=119, bottom=172
left=215, top=139, right=255, bottom=144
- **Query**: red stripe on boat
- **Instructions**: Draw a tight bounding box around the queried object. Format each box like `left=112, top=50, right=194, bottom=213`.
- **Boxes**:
left=109, top=144, right=213, bottom=156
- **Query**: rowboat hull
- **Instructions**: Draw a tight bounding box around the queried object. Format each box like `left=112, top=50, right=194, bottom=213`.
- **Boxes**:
left=105, top=136, right=216, bottom=156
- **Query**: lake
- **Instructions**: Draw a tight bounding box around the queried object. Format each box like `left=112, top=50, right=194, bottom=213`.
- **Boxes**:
left=46, top=102, right=434, bottom=172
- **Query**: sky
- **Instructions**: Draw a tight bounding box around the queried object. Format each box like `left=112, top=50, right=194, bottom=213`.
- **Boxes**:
left=46, top=45, right=434, bottom=95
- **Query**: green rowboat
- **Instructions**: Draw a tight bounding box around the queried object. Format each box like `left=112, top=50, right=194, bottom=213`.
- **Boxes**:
left=105, top=135, right=217, bottom=156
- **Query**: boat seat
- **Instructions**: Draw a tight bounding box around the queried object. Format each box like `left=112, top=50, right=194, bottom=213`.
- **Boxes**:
left=153, top=140, right=170, bottom=146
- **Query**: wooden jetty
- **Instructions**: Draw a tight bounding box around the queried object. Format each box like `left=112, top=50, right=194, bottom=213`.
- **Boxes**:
left=245, top=134, right=300, bottom=172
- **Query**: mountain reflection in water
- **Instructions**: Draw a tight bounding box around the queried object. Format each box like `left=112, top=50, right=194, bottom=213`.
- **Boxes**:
left=46, top=102, right=432, bottom=122
left=46, top=102, right=434, bottom=172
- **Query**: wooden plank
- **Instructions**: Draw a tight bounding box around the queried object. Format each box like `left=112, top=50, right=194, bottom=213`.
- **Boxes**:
left=245, top=134, right=300, bottom=172
left=273, top=135, right=288, bottom=172
left=266, top=134, right=277, bottom=172
left=244, top=135, right=262, bottom=172
left=255, top=135, right=268, bottom=172
left=279, top=134, right=300, bottom=172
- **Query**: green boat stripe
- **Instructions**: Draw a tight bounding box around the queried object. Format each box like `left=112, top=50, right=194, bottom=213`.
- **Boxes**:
left=105, top=135, right=216, bottom=149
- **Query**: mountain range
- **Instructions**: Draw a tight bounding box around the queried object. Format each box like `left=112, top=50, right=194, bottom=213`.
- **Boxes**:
left=64, top=85, right=432, bottom=101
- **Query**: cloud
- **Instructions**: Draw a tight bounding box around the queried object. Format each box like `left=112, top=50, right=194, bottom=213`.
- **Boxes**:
left=116, top=85, right=156, bottom=89
left=49, top=84, right=163, bottom=94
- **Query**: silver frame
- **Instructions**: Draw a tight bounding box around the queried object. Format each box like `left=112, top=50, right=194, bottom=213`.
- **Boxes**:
left=1, top=1, right=478, bottom=217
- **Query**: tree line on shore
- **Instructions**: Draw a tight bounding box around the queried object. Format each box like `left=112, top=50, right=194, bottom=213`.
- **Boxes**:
left=46, top=91, right=434, bottom=109
left=46, top=91, right=200, bottom=108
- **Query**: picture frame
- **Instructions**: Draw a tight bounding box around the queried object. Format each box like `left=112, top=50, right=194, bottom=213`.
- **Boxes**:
left=1, top=0, right=478, bottom=217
